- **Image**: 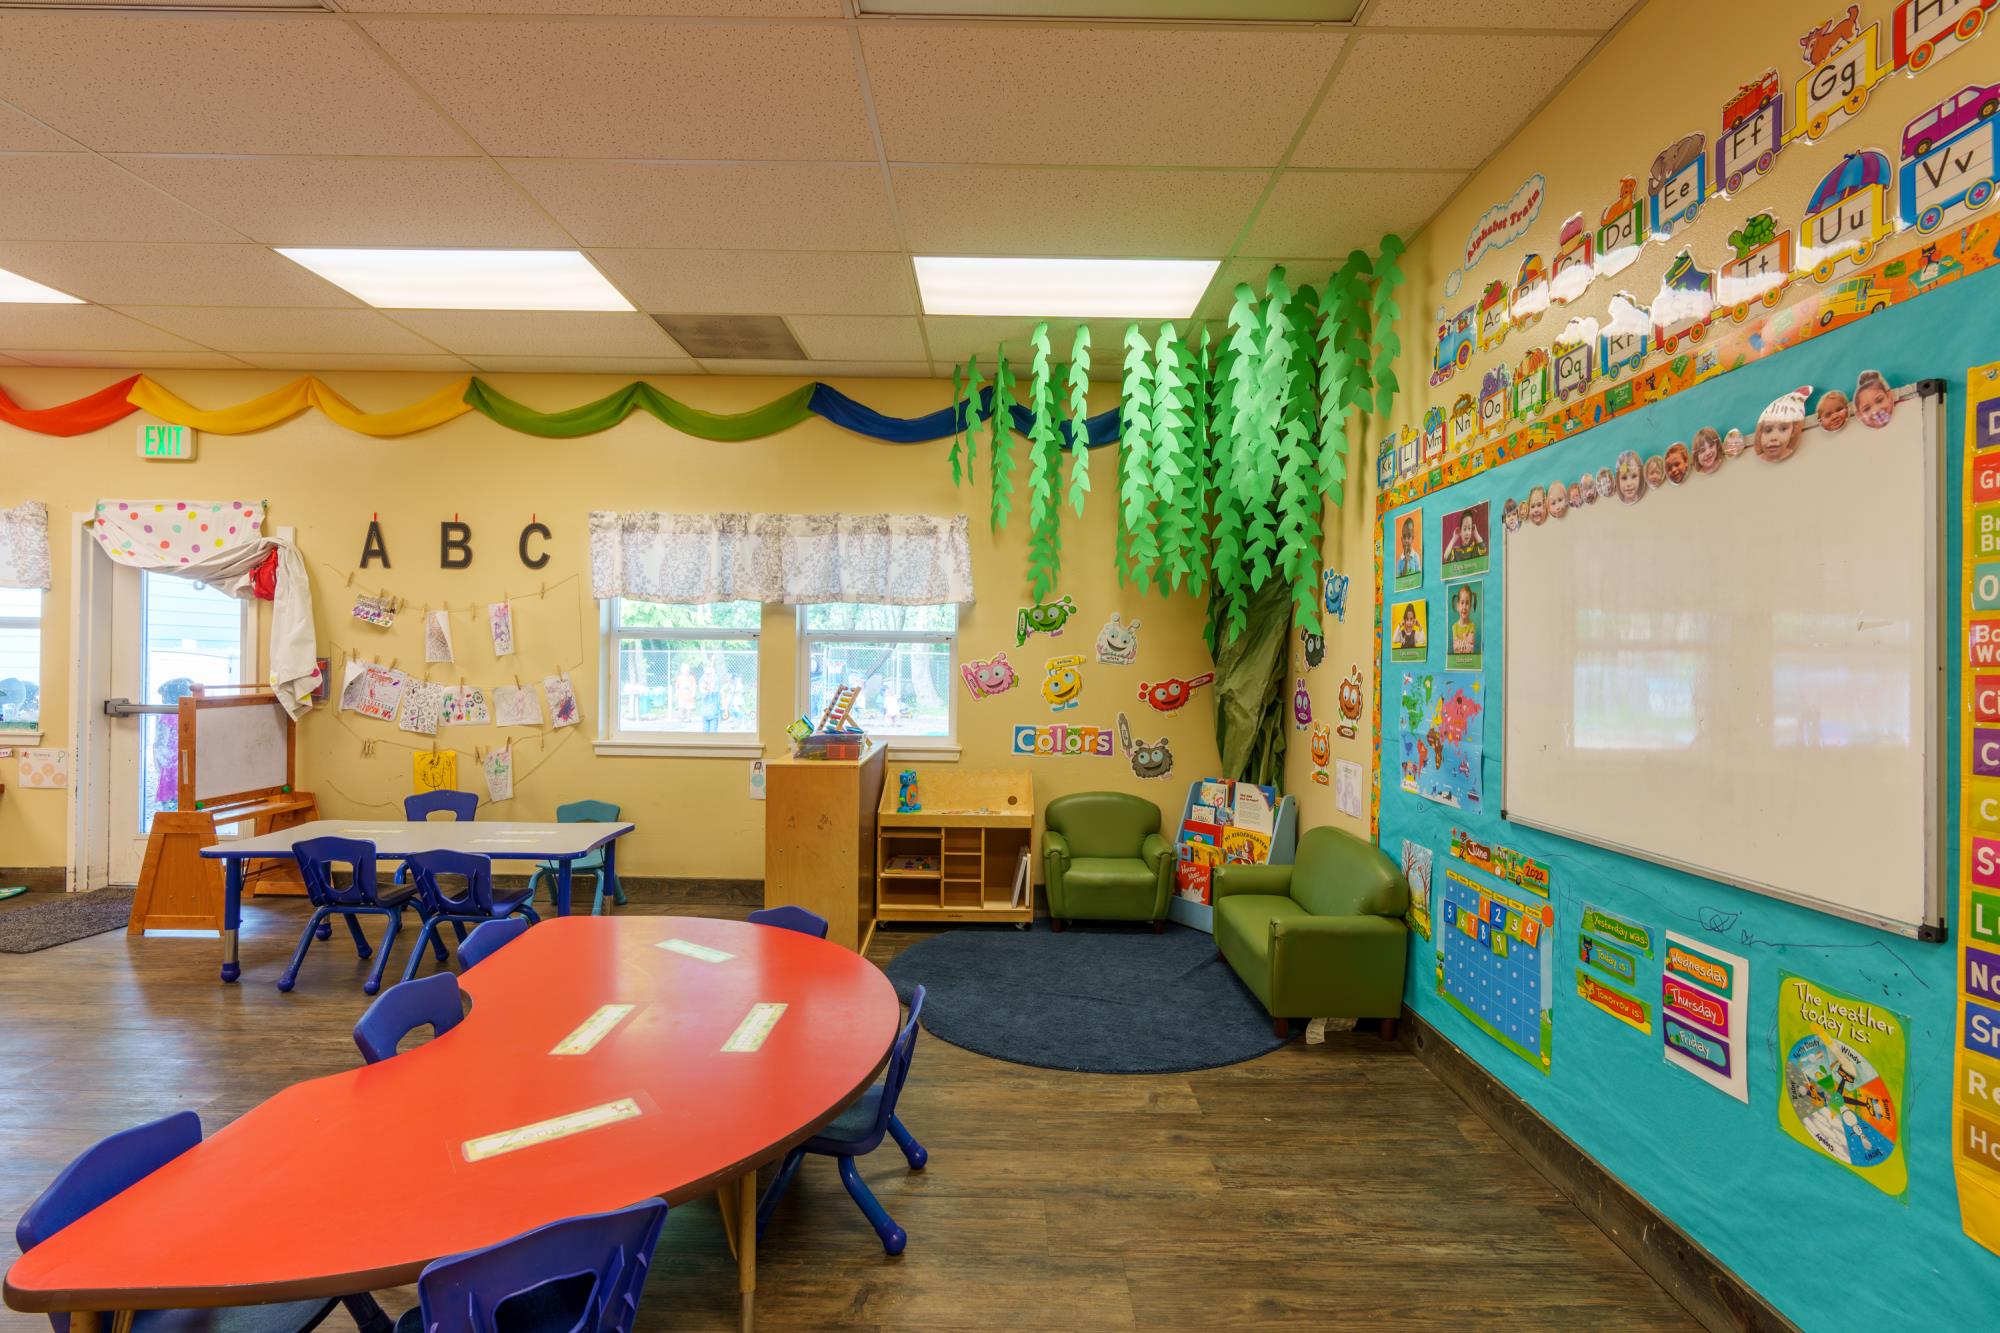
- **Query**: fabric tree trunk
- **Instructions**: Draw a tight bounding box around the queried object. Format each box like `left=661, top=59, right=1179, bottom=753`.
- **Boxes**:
left=1209, top=574, right=1291, bottom=791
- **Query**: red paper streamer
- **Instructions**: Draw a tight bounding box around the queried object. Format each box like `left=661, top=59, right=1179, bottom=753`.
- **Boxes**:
left=0, top=375, right=143, bottom=438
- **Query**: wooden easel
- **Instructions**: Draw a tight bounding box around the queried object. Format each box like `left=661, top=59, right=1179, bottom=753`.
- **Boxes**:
left=128, top=686, right=319, bottom=936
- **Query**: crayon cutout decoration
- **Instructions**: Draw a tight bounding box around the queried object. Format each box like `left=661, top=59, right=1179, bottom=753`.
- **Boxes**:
left=960, top=651, right=1018, bottom=699
left=1016, top=595, right=1078, bottom=646
left=1042, top=654, right=1086, bottom=712
left=1138, top=671, right=1215, bottom=714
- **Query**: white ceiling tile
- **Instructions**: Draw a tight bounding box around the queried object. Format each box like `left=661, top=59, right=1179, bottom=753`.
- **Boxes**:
left=469, top=355, right=701, bottom=374
left=110, top=306, right=447, bottom=354
left=0, top=352, right=25, bottom=366
left=1363, top=0, right=1632, bottom=28
left=921, top=316, right=1131, bottom=377
left=0, top=242, right=358, bottom=307
left=0, top=14, right=471, bottom=156
left=0, top=154, right=241, bottom=243
left=386, top=310, right=684, bottom=357
left=3, top=349, right=251, bottom=370
left=338, top=0, right=839, bottom=13
left=0, top=305, right=207, bottom=352
left=1243, top=170, right=1462, bottom=257
left=112, top=157, right=568, bottom=247
left=362, top=19, right=875, bottom=160
left=1292, top=33, right=1597, bottom=170
left=892, top=166, right=1264, bottom=257
left=592, top=250, right=917, bottom=316
left=0, top=102, right=76, bottom=152
left=700, top=359, right=931, bottom=378
left=863, top=25, right=1343, bottom=168
left=785, top=315, right=927, bottom=362
left=234, top=353, right=475, bottom=372
left=503, top=160, right=898, bottom=250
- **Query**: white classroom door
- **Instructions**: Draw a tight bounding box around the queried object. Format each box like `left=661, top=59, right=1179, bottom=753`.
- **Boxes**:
left=106, top=568, right=254, bottom=884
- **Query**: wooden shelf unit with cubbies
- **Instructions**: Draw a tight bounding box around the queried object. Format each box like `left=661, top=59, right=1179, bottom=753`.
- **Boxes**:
left=876, top=770, right=1034, bottom=927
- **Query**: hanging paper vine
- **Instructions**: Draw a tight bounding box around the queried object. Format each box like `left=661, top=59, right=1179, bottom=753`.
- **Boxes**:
left=942, top=235, right=1404, bottom=616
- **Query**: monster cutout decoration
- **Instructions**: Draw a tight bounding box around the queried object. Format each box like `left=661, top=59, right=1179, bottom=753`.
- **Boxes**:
left=1095, top=613, right=1142, bottom=665
left=1323, top=569, right=1350, bottom=622
left=1042, top=654, right=1086, bottom=712
left=1337, top=665, right=1364, bottom=740
left=1138, top=672, right=1215, bottom=714
left=1310, top=723, right=1332, bottom=785
left=1016, top=595, right=1078, bottom=646
left=1293, top=678, right=1313, bottom=731
left=1117, top=712, right=1175, bottom=781
left=960, top=652, right=1018, bottom=699
left=1300, top=626, right=1325, bottom=670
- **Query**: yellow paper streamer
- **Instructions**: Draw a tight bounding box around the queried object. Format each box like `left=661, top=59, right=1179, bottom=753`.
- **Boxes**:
left=126, top=375, right=473, bottom=438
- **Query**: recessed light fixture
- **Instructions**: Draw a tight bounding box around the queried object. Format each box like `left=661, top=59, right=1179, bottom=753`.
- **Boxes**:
left=0, top=267, right=83, bottom=304
left=275, top=249, right=634, bottom=312
left=914, top=256, right=1220, bottom=319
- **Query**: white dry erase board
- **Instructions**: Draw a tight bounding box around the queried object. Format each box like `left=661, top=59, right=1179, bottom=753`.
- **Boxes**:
left=180, top=690, right=293, bottom=808
left=1502, top=381, right=1943, bottom=937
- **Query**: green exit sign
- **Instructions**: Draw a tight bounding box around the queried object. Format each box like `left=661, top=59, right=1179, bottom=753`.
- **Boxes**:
left=138, top=424, right=195, bottom=461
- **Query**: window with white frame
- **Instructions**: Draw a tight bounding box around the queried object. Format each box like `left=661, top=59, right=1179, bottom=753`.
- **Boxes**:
left=0, top=587, right=41, bottom=736
left=799, top=603, right=956, bottom=742
left=604, top=600, right=760, bottom=742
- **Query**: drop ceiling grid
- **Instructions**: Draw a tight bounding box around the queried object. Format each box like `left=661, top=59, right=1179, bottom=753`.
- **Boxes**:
left=0, top=2, right=1635, bottom=374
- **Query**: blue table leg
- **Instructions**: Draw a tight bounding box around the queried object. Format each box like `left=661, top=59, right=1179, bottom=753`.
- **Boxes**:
left=557, top=859, right=573, bottom=917
left=221, top=858, right=243, bottom=984
left=604, top=837, right=626, bottom=907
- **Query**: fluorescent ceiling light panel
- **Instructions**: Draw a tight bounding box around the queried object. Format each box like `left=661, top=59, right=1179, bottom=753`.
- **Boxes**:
left=0, top=267, right=83, bottom=304
left=275, top=249, right=633, bottom=312
left=915, top=257, right=1219, bottom=318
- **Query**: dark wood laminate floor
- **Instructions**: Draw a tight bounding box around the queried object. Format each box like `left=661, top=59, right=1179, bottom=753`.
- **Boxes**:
left=0, top=888, right=1698, bottom=1331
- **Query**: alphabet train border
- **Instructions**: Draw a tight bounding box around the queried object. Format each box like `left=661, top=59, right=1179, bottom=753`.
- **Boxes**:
left=1382, top=0, right=2000, bottom=509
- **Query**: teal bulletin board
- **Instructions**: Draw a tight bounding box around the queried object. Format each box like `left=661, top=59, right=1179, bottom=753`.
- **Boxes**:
left=1377, top=267, right=2000, bottom=1330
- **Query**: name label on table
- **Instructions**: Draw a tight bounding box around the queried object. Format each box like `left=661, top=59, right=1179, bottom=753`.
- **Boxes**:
left=657, top=938, right=734, bottom=964
left=550, top=1003, right=636, bottom=1056
left=723, top=1002, right=788, bottom=1053
left=462, top=1097, right=642, bottom=1163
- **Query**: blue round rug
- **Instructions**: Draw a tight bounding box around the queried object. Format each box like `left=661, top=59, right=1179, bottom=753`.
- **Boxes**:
left=883, top=920, right=1288, bottom=1074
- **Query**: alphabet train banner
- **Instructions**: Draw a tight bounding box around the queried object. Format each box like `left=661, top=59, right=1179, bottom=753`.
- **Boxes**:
left=1384, top=0, right=2000, bottom=505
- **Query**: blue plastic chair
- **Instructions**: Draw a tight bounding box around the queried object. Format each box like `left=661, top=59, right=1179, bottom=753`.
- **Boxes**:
left=17, top=1112, right=393, bottom=1333
left=395, top=790, right=479, bottom=884
left=747, top=905, right=829, bottom=939
left=391, top=1200, right=668, bottom=1333
left=354, top=973, right=466, bottom=1064
left=457, top=916, right=530, bottom=972
left=757, top=986, right=928, bottom=1255
left=527, top=800, right=625, bottom=916
left=401, top=850, right=539, bottom=983
left=285, top=837, right=426, bottom=995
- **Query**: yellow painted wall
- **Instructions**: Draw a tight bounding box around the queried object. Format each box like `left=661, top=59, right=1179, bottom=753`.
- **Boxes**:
left=0, top=368, right=1221, bottom=878
left=1285, top=0, right=1972, bottom=818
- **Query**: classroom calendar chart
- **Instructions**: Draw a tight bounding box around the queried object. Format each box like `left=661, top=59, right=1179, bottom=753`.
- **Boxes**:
left=1437, top=868, right=1554, bottom=1074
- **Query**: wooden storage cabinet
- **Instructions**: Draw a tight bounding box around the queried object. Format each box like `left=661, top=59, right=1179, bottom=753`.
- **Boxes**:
left=876, top=770, right=1034, bottom=927
left=763, top=740, right=887, bottom=953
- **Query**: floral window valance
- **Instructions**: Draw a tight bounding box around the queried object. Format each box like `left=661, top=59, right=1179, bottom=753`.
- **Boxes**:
left=0, top=502, right=50, bottom=591
left=590, top=512, right=974, bottom=607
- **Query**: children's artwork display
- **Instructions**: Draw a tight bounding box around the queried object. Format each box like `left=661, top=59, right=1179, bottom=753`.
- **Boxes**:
left=399, top=681, right=443, bottom=736
left=1389, top=597, right=1428, bottom=662
left=493, top=684, right=541, bottom=728
left=1401, top=839, right=1433, bottom=940
left=1401, top=672, right=1483, bottom=810
left=482, top=747, right=513, bottom=803
left=1437, top=867, right=1553, bottom=1074
left=17, top=747, right=66, bottom=789
left=424, top=610, right=453, bottom=663
left=1439, top=501, right=1490, bottom=580
left=1661, top=931, right=1749, bottom=1103
left=1334, top=758, right=1363, bottom=819
left=351, top=593, right=396, bottom=628
left=488, top=601, right=515, bottom=656
left=412, top=749, right=457, bottom=794
left=441, top=685, right=490, bottom=727
left=1445, top=581, right=1482, bottom=669
left=542, top=674, right=580, bottom=729
left=1391, top=512, right=1424, bottom=591
left=339, top=661, right=407, bottom=722
left=1777, top=972, right=1907, bottom=1198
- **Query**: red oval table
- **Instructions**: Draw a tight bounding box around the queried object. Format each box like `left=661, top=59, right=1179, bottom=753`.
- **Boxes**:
left=3, top=916, right=902, bottom=1332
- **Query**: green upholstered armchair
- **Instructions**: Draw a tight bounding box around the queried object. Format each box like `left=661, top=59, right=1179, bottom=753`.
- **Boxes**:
left=1212, top=825, right=1410, bottom=1037
left=1042, top=792, right=1173, bottom=932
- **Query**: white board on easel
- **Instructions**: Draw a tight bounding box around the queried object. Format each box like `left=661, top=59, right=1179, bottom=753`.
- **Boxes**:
left=187, top=694, right=290, bottom=807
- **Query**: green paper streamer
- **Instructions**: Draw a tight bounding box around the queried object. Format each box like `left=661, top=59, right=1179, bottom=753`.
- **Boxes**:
left=465, top=378, right=814, bottom=440
left=1065, top=326, right=1092, bottom=518
left=948, top=364, right=965, bottom=485
left=1025, top=323, right=1064, bottom=602
left=961, top=355, right=982, bottom=485
left=1152, top=323, right=1197, bottom=594
left=989, top=350, right=1016, bottom=534
left=1119, top=323, right=1158, bottom=587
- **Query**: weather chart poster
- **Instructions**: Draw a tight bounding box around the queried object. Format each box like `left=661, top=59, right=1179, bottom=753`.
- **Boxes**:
left=1777, top=973, right=1907, bottom=1199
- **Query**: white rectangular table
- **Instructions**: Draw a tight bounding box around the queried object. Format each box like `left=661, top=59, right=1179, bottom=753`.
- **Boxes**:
left=200, top=819, right=635, bottom=983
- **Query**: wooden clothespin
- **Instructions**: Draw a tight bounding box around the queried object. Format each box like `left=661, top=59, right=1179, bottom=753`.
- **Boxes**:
left=513, top=673, right=521, bottom=690
left=345, top=570, right=354, bottom=588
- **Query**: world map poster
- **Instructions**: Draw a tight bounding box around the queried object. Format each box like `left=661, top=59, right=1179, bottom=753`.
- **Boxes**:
left=1399, top=671, right=1484, bottom=811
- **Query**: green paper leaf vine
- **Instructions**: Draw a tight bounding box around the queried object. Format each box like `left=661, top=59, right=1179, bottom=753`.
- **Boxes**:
left=944, top=235, right=1404, bottom=616
left=948, top=364, right=965, bottom=486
